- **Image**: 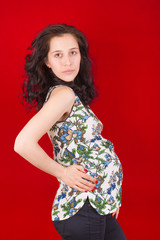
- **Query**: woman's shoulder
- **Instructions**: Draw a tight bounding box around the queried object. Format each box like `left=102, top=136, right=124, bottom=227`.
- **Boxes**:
left=44, top=85, right=76, bottom=105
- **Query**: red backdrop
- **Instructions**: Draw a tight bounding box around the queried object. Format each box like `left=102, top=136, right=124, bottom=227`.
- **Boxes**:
left=1, top=0, right=160, bottom=239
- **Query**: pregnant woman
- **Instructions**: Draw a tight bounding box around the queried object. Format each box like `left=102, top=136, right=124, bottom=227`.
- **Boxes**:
left=14, top=23, right=127, bottom=240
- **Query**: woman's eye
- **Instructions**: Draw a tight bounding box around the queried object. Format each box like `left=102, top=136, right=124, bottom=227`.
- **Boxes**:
left=55, top=53, right=62, bottom=58
left=71, top=51, right=77, bottom=55
left=54, top=51, right=77, bottom=58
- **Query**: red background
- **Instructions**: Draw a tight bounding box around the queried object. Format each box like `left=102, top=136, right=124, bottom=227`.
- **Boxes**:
left=1, top=0, right=160, bottom=239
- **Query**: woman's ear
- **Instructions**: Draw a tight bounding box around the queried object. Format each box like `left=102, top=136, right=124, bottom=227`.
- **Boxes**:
left=46, top=63, right=51, bottom=68
left=44, top=57, right=51, bottom=68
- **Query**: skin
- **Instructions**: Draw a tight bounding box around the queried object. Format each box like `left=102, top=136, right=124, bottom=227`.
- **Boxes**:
left=45, top=33, right=81, bottom=82
left=112, top=207, right=120, bottom=219
left=14, top=33, right=119, bottom=218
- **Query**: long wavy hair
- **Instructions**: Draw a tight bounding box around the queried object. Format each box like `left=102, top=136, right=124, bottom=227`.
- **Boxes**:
left=20, top=23, right=99, bottom=113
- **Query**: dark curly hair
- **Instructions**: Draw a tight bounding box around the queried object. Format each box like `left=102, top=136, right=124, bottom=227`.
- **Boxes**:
left=20, top=23, right=99, bottom=113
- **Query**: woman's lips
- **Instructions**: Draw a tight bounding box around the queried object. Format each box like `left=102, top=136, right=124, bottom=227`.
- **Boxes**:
left=63, top=70, right=74, bottom=74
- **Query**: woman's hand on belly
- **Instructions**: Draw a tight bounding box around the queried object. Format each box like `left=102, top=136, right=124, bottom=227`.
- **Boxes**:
left=60, top=164, right=98, bottom=192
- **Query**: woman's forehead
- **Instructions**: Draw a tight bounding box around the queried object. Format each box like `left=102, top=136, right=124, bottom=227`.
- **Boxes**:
left=49, top=34, right=79, bottom=52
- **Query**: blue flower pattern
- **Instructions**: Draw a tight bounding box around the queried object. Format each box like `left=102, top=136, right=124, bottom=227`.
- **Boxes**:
left=43, top=85, right=124, bottom=221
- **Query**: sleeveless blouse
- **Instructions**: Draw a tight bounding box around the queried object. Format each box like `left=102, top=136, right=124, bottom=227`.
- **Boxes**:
left=43, top=85, right=123, bottom=222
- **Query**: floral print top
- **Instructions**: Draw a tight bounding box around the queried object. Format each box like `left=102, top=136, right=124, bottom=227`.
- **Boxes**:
left=43, top=85, right=123, bottom=222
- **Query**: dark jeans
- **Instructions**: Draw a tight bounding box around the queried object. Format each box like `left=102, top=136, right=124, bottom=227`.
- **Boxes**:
left=53, top=197, right=127, bottom=240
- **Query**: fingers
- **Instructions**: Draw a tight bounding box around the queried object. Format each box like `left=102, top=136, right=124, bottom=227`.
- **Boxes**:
left=73, top=183, right=94, bottom=192
left=112, top=212, right=116, bottom=217
left=116, top=208, right=119, bottom=219
left=72, top=184, right=88, bottom=192
left=76, top=179, right=96, bottom=192
left=76, top=165, right=98, bottom=184
left=78, top=170, right=97, bottom=191
left=112, top=208, right=120, bottom=219
left=72, top=174, right=96, bottom=192
left=65, top=164, right=97, bottom=192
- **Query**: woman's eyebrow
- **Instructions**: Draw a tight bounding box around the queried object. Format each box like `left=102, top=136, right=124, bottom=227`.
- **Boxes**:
left=51, top=47, right=79, bottom=54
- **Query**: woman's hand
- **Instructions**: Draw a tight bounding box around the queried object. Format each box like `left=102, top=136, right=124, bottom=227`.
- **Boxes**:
left=60, top=164, right=97, bottom=192
left=112, top=207, right=120, bottom=219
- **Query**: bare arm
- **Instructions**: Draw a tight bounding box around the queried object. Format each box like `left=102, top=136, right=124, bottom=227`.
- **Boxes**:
left=14, top=86, right=75, bottom=177
left=14, top=86, right=97, bottom=192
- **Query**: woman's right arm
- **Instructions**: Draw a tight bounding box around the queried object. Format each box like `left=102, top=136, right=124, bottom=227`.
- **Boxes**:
left=14, top=86, right=97, bottom=192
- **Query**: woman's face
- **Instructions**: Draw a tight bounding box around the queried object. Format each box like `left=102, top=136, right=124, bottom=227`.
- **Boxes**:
left=45, top=33, right=81, bottom=82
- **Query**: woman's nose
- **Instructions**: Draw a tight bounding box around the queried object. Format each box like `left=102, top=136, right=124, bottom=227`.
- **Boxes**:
left=63, top=56, right=71, bottom=65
